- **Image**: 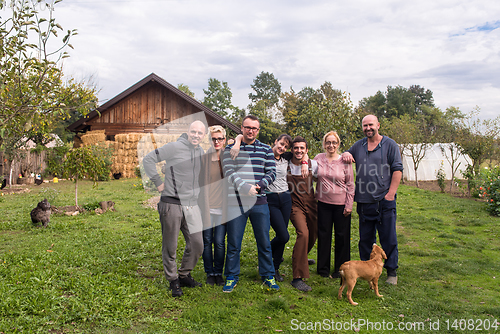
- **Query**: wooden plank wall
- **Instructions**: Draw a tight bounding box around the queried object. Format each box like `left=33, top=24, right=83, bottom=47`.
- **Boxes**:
left=88, top=82, right=203, bottom=136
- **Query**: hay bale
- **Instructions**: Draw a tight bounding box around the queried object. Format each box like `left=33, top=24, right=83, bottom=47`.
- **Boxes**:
left=81, top=132, right=106, bottom=146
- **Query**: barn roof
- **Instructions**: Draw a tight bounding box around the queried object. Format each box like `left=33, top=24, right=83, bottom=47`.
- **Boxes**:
left=67, top=73, right=240, bottom=134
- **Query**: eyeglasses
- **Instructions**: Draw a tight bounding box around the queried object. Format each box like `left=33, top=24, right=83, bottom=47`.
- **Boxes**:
left=243, top=126, right=260, bottom=132
left=212, top=137, right=225, bottom=143
left=325, top=141, right=338, bottom=146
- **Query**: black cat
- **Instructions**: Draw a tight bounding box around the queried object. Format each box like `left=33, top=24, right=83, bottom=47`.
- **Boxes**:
left=31, top=198, right=51, bottom=227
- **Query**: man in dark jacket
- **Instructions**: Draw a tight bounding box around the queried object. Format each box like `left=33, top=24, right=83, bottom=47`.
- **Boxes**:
left=142, top=120, right=206, bottom=297
left=343, top=115, right=403, bottom=285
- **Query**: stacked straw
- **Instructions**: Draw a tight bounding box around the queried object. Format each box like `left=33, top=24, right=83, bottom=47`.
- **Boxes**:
left=81, top=130, right=106, bottom=146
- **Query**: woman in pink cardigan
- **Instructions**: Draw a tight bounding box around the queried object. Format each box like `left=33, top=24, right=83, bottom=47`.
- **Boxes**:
left=314, top=131, right=354, bottom=278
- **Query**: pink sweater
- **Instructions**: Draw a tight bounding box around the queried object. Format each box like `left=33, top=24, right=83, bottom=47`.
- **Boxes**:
left=314, top=153, right=355, bottom=211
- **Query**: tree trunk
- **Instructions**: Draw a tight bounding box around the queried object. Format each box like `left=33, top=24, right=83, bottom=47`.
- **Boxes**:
left=414, top=169, right=419, bottom=188
left=9, top=160, right=14, bottom=188
left=75, top=178, right=78, bottom=207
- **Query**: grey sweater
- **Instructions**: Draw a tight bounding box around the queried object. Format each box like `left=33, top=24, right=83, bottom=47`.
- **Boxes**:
left=142, top=133, right=204, bottom=206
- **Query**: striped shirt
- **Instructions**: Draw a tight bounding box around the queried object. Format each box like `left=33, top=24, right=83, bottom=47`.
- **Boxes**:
left=222, top=139, right=276, bottom=205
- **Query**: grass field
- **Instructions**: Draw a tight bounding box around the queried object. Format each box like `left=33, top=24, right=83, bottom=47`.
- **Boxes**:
left=0, top=178, right=499, bottom=333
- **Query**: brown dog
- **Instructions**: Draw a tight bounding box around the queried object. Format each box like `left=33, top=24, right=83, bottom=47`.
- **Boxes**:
left=338, top=244, right=387, bottom=306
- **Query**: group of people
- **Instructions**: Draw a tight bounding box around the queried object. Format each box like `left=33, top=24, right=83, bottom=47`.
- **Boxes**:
left=142, top=114, right=403, bottom=297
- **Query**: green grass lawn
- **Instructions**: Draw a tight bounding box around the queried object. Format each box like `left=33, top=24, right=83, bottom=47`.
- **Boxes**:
left=0, top=179, right=499, bottom=333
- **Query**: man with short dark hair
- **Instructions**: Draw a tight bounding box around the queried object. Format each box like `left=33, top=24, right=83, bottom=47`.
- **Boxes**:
left=287, top=136, right=318, bottom=292
left=142, top=120, right=206, bottom=297
left=343, top=114, right=403, bottom=285
left=221, top=115, right=278, bottom=293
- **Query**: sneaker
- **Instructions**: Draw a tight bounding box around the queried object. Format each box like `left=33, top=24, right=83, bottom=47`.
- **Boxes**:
left=386, top=276, right=398, bottom=285
left=262, top=276, right=280, bottom=291
left=291, top=279, right=312, bottom=292
left=215, top=275, right=225, bottom=286
left=170, top=279, right=183, bottom=297
left=179, top=274, right=202, bottom=288
left=308, top=259, right=316, bottom=265
left=223, top=276, right=238, bottom=293
left=275, top=270, right=284, bottom=282
left=206, top=275, right=216, bottom=286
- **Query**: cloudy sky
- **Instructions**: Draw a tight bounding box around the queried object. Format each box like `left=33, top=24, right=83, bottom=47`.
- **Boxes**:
left=50, top=0, right=500, bottom=120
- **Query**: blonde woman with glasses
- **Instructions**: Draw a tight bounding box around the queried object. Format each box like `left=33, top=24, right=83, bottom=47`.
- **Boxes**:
left=313, top=131, right=354, bottom=279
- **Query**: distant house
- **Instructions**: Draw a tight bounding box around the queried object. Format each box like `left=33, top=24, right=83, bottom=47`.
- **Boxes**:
left=68, top=73, right=240, bottom=140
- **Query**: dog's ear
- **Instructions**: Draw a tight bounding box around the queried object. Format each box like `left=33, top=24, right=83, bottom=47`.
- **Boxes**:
left=382, top=250, right=387, bottom=259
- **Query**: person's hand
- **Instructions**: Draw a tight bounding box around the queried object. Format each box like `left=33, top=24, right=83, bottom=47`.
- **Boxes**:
left=384, top=192, right=395, bottom=201
left=157, top=183, right=165, bottom=192
left=301, top=163, right=309, bottom=178
left=230, top=134, right=243, bottom=160
left=230, top=146, right=240, bottom=160
left=341, top=152, right=355, bottom=163
left=248, top=184, right=259, bottom=196
left=343, top=207, right=352, bottom=217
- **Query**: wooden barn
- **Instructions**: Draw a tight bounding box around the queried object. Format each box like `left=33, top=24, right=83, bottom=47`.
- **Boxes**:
left=68, top=72, right=239, bottom=138
left=67, top=73, right=240, bottom=178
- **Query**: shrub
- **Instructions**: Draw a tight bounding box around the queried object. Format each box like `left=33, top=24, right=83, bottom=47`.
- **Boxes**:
left=478, top=166, right=500, bottom=216
left=436, top=161, right=446, bottom=193
left=44, top=144, right=71, bottom=177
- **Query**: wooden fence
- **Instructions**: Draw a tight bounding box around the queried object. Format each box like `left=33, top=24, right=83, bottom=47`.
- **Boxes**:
left=0, top=150, right=48, bottom=186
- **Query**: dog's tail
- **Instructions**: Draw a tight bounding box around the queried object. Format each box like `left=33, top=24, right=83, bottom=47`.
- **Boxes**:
left=339, top=269, right=345, bottom=285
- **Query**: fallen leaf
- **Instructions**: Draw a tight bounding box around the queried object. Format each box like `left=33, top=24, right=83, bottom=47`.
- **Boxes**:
left=46, top=250, right=53, bottom=252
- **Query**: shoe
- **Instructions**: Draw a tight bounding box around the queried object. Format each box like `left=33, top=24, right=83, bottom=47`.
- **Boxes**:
left=330, top=272, right=341, bottom=279
left=206, top=275, right=216, bottom=286
left=262, top=276, right=280, bottom=291
left=223, top=276, right=238, bottom=293
left=386, top=276, right=398, bottom=285
left=275, top=270, right=284, bottom=282
left=318, top=272, right=330, bottom=278
left=215, top=275, right=225, bottom=286
left=170, top=279, right=183, bottom=297
left=179, top=274, right=202, bottom=288
left=308, top=259, right=315, bottom=265
left=291, top=279, right=312, bottom=292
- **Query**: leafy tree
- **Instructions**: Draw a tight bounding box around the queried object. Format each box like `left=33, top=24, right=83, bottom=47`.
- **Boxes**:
left=358, top=85, right=435, bottom=120
left=63, top=144, right=113, bottom=206
left=248, top=71, right=281, bottom=109
left=294, top=88, right=358, bottom=157
left=381, top=114, right=415, bottom=160
left=409, top=85, right=434, bottom=112
left=177, top=83, right=195, bottom=98
left=247, top=101, right=283, bottom=145
left=357, top=90, right=386, bottom=118
left=202, top=78, right=237, bottom=119
left=439, top=142, right=463, bottom=192
left=385, top=85, right=416, bottom=118
left=0, top=0, right=97, bottom=147
left=383, top=114, right=433, bottom=187
left=279, top=86, right=315, bottom=135
left=456, top=107, right=500, bottom=174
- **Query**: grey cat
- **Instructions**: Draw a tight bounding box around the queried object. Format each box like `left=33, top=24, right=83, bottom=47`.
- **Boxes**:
left=31, top=198, right=51, bottom=227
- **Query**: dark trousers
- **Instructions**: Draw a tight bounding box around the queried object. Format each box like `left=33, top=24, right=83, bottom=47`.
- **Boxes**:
left=357, top=198, right=398, bottom=272
left=267, top=191, right=292, bottom=270
left=317, top=201, right=351, bottom=276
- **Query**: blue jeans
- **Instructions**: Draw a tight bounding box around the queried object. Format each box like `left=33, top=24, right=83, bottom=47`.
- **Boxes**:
left=267, top=192, right=292, bottom=270
left=357, top=198, right=398, bottom=272
left=224, top=204, right=274, bottom=278
left=202, top=214, right=226, bottom=276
